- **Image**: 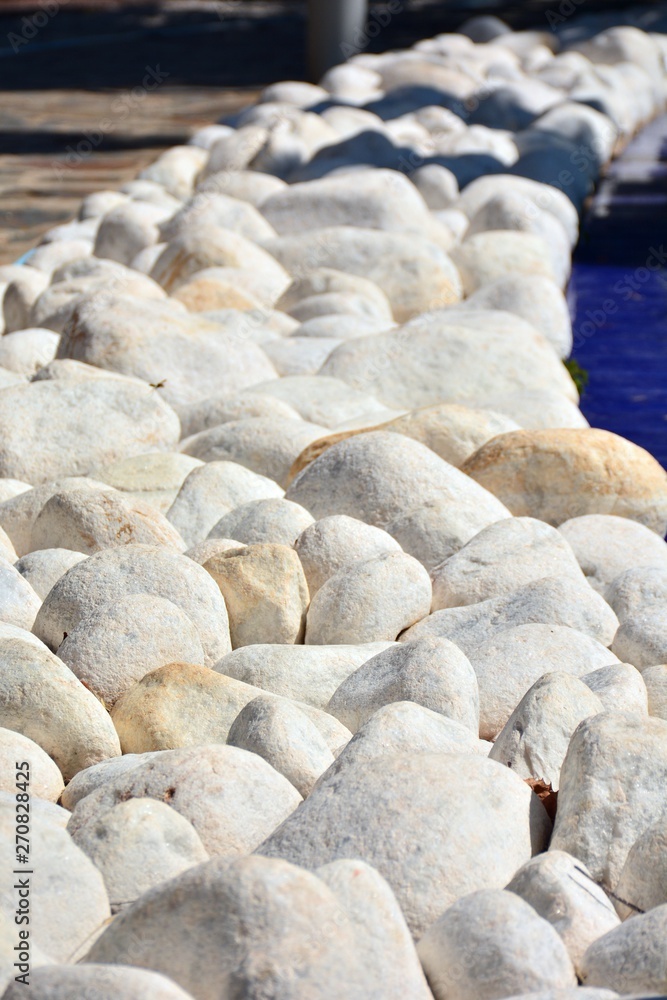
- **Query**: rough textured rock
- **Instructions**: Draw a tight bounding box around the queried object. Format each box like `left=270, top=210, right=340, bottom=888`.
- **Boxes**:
left=57, top=594, right=205, bottom=707
left=258, top=752, right=551, bottom=937
left=0, top=328, right=59, bottom=375
left=96, top=451, right=203, bottom=514
left=204, top=543, right=309, bottom=646
left=305, top=551, right=432, bottom=644
left=60, top=751, right=162, bottom=811
left=611, top=608, right=667, bottom=668
left=606, top=566, right=667, bottom=623
left=70, top=797, right=209, bottom=911
left=0, top=797, right=110, bottom=961
left=0, top=377, right=180, bottom=484
left=109, top=661, right=349, bottom=757
left=33, top=544, right=230, bottom=664
left=404, top=578, right=620, bottom=655
left=613, top=813, right=667, bottom=919
left=227, top=695, right=334, bottom=796
left=432, top=517, right=584, bottom=609
left=0, top=557, right=42, bottom=631
left=320, top=312, right=575, bottom=411
left=550, top=711, right=667, bottom=887
left=166, top=460, right=284, bottom=548
left=327, top=637, right=479, bottom=734
left=286, top=431, right=509, bottom=536
left=579, top=904, right=667, bottom=993
left=31, top=486, right=185, bottom=554
left=582, top=661, right=648, bottom=715
left=0, top=477, right=108, bottom=557
left=1, top=965, right=198, bottom=999
left=644, top=664, right=667, bottom=719
left=462, top=274, right=572, bottom=357
left=181, top=417, right=327, bottom=488
left=177, top=389, right=300, bottom=439
left=489, top=672, right=604, bottom=787
left=295, top=515, right=401, bottom=596
left=0, top=637, right=120, bottom=781
left=461, top=428, right=667, bottom=535
left=15, top=547, right=87, bottom=599
left=0, top=727, right=64, bottom=802
left=558, top=513, right=667, bottom=593
left=207, top=498, right=313, bottom=547
left=67, top=744, right=301, bottom=857
left=506, top=852, right=620, bottom=975
left=58, top=294, right=277, bottom=409
left=417, top=889, right=576, bottom=1000
left=248, top=375, right=391, bottom=429
left=215, top=642, right=394, bottom=710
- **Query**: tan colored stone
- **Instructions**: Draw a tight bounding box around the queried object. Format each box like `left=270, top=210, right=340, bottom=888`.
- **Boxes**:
left=462, top=428, right=667, bottom=534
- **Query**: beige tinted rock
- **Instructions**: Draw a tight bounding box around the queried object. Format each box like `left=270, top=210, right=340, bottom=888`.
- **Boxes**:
left=85, top=855, right=392, bottom=1000
left=33, top=544, right=230, bottom=664
left=276, top=267, right=391, bottom=316
left=432, top=517, right=584, bottom=610
left=328, top=637, right=478, bottom=734
left=57, top=594, right=205, bottom=708
left=196, top=167, right=286, bottom=206
left=606, top=566, right=667, bottom=623
left=0, top=798, right=110, bottom=961
left=205, top=543, right=308, bottom=647
left=644, top=664, right=667, bottom=719
left=462, top=429, right=667, bottom=535
left=185, top=538, right=244, bottom=564
left=1, top=965, right=198, bottom=999
left=405, top=578, right=619, bottom=654
left=208, top=498, right=313, bottom=547
left=286, top=432, right=509, bottom=537
left=71, top=797, right=209, bottom=911
left=550, top=712, right=667, bottom=886
left=384, top=403, right=520, bottom=467
left=0, top=378, right=180, bottom=485
left=467, top=623, right=617, bottom=740
left=295, top=515, right=401, bottom=596
left=215, top=641, right=394, bottom=710
left=258, top=751, right=551, bottom=937
left=228, top=695, right=334, bottom=796
left=469, top=388, right=588, bottom=431
left=58, top=294, right=277, bottom=410
left=418, top=889, right=576, bottom=1000
left=507, top=852, right=620, bottom=975
left=558, top=514, right=667, bottom=593
left=579, top=904, right=667, bottom=993
left=332, top=702, right=488, bottom=774
left=0, top=477, right=109, bottom=557
left=96, top=451, right=203, bottom=514
left=582, top=662, right=648, bottom=715
left=0, top=479, right=31, bottom=503
left=67, top=744, right=301, bottom=856
left=489, top=672, right=604, bottom=787
left=159, top=192, right=276, bottom=243
left=31, top=486, right=185, bottom=555
left=0, top=557, right=41, bottom=630
left=167, top=461, right=283, bottom=548
left=32, top=271, right=167, bottom=334
left=611, top=608, right=667, bottom=669
left=15, top=548, right=87, bottom=599
left=0, top=328, right=59, bottom=375
left=0, top=524, right=16, bottom=563
left=0, top=637, right=120, bottom=781
left=181, top=417, right=327, bottom=488
left=306, top=551, right=431, bottom=645
left=462, top=274, right=573, bottom=357
left=138, top=145, right=207, bottom=200
left=60, top=752, right=162, bottom=811
left=0, top=727, right=64, bottom=801
left=94, top=200, right=168, bottom=265
left=614, top=814, right=667, bottom=919
left=264, top=226, right=462, bottom=322
left=322, top=311, right=575, bottom=411
left=261, top=334, right=342, bottom=377
left=2, top=267, right=50, bottom=332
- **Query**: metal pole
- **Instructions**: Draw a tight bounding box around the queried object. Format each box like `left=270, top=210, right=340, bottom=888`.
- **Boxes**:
left=307, top=0, right=368, bottom=83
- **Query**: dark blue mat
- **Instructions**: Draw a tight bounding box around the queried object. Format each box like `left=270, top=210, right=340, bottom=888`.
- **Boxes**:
left=569, top=114, right=667, bottom=469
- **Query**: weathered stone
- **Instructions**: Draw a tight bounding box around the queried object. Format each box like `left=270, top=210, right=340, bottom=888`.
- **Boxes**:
left=606, top=566, right=667, bottom=623
left=644, top=664, right=667, bottom=719
left=295, top=515, right=401, bottom=597
left=204, top=543, right=309, bottom=646
left=207, top=498, right=313, bottom=547
left=305, top=551, right=431, bottom=645
left=96, top=451, right=203, bottom=514
left=0, top=727, right=64, bottom=802
left=1, top=965, right=198, bottom=999
left=579, top=904, right=667, bottom=993
left=558, top=513, right=667, bottom=593
left=57, top=594, right=205, bottom=708
left=611, top=608, right=667, bottom=669
left=582, top=662, right=648, bottom=715
left=462, top=274, right=572, bottom=357
left=15, top=548, right=87, bottom=599
left=382, top=403, right=521, bottom=467
left=417, top=889, right=576, bottom=1000
left=0, top=328, right=59, bottom=375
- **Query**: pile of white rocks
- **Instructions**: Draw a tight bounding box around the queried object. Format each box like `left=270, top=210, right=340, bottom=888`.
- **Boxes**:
left=1, top=11, right=667, bottom=1000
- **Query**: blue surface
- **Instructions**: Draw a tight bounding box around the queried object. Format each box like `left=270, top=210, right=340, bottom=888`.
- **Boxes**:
left=569, top=114, right=667, bottom=469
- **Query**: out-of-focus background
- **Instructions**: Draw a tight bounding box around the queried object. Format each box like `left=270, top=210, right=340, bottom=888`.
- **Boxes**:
left=1, top=0, right=665, bottom=261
